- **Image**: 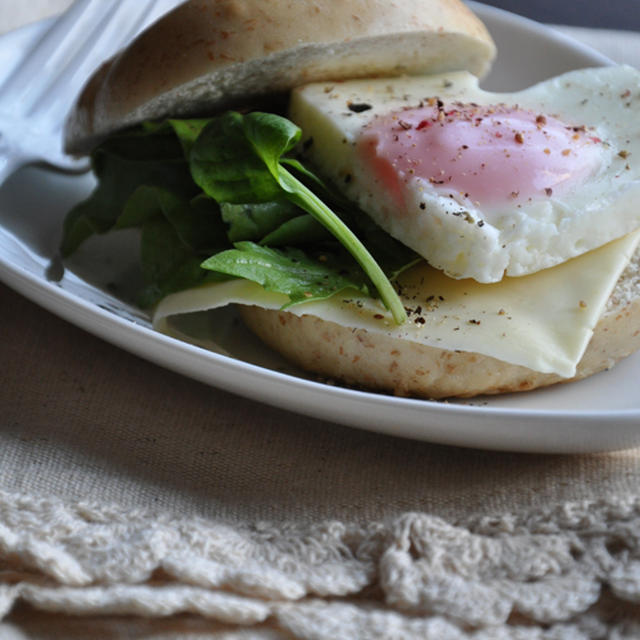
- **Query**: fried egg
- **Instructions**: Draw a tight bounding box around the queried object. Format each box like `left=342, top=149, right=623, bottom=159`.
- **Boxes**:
left=289, top=66, right=640, bottom=282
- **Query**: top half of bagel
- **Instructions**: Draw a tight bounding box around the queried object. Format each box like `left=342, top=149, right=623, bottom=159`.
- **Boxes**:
left=64, top=0, right=496, bottom=153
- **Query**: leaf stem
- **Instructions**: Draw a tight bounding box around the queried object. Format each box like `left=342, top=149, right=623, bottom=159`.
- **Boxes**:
left=277, top=166, right=407, bottom=324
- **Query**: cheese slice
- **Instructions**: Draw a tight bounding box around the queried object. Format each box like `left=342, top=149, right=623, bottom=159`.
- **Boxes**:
left=154, top=230, right=640, bottom=378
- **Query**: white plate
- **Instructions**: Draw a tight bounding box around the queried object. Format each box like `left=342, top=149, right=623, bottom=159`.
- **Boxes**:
left=1, top=4, right=638, bottom=454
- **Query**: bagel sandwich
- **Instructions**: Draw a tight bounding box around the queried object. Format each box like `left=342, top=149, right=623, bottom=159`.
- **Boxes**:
left=61, top=0, right=640, bottom=398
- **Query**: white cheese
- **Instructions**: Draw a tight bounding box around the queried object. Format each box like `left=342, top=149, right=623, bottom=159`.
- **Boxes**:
left=154, top=231, right=640, bottom=377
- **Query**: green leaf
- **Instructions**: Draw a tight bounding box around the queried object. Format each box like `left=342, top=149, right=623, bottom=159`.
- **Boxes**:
left=190, top=111, right=406, bottom=323
left=115, top=185, right=163, bottom=229
left=221, top=200, right=301, bottom=243
left=115, top=186, right=227, bottom=254
left=190, top=112, right=282, bottom=203
left=284, top=160, right=420, bottom=277
left=141, top=218, right=192, bottom=285
left=276, top=168, right=407, bottom=323
left=61, top=112, right=411, bottom=324
left=156, top=189, right=225, bottom=253
left=137, top=217, right=226, bottom=308
left=260, top=214, right=329, bottom=246
left=201, top=242, right=368, bottom=307
left=168, top=118, right=212, bottom=157
left=242, top=112, right=301, bottom=177
left=140, top=218, right=193, bottom=283
left=338, top=206, right=420, bottom=279
left=137, top=257, right=227, bottom=309
left=187, top=194, right=229, bottom=253
left=60, top=199, right=114, bottom=256
left=107, top=185, right=229, bottom=307
left=96, top=126, right=186, bottom=164
left=60, top=128, right=195, bottom=256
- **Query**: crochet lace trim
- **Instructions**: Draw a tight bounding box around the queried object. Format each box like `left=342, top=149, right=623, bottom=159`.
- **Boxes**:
left=1, top=492, right=639, bottom=638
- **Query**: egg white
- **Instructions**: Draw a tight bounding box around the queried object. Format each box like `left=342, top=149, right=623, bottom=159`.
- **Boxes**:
left=290, top=66, right=640, bottom=282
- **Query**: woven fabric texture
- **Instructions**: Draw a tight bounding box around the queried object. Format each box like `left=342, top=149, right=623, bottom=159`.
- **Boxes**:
left=1, top=1, right=640, bottom=636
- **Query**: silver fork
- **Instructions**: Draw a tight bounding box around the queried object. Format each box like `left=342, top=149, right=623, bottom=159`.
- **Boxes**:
left=0, top=0, right=167, bottom=186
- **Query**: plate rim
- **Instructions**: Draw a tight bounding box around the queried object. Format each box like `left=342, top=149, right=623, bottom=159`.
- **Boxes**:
left=1, top=5, right=638, bottom=453
left=468, top=0, right=614, bottom=68
left=4, top=255, right=639, bottom=423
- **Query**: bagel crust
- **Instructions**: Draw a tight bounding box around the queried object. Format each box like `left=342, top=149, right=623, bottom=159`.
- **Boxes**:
left=65, top=0, right=496, bottom=153
left=238, top=251, right=640, bottom=398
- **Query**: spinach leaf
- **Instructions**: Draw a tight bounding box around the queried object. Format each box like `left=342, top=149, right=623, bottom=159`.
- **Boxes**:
left=168, top=119, right=212, bottom=156
left=259, top=214, right=329, bottom=246
left=201, top=242, right=369, bottom=307
left=283, top=161, right=420, bottom=278
left=190, top=111, right=283, bottom=204
left=116, top=187, right=228, bottom=307
left=190, top=112, right=406, bottom=323
left=61, top=111, right=414, bottom=324
left=137, top=218, right=227, bottom=309
left=221, top=200, right=300, bottom=242
left=60, top=128, right=195, bottom=257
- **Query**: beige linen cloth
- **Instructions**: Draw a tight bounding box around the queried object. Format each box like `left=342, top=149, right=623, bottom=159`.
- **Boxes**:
left=1, top=2, right=640, bottom=638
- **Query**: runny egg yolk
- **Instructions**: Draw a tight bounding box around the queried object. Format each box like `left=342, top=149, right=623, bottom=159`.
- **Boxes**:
left=356, top=102, right=603, bottom=210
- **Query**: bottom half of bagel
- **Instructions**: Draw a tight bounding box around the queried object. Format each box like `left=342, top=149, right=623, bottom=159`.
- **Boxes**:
left=238, top=250, right=640, bottom=399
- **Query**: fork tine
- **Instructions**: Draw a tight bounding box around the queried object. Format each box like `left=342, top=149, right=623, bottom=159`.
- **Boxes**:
left=28, top=0, right=162, bottom=122
left=0, top=0, right=180, bottom=186
left=0, top=0, right=111, bottom=104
